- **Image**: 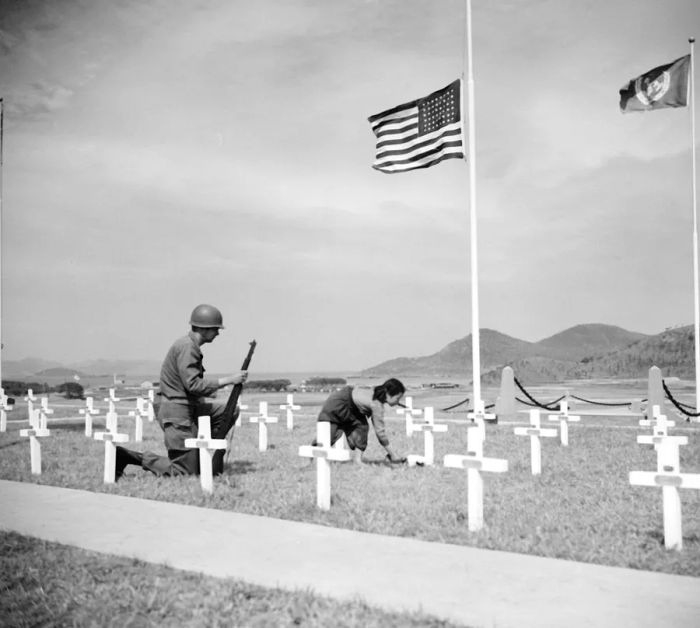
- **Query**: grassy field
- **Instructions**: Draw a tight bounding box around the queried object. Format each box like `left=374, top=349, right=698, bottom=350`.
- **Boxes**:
left=0, top=531, right=460, bottom=628
left=1, top=387, right=700, bottom=579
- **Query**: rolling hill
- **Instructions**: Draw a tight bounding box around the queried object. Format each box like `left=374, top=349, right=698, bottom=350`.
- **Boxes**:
left=361, top=323, right=655, bottom=380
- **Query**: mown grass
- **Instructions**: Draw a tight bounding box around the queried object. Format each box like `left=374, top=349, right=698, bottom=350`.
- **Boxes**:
left=2, top=390, right=699, bottom=577
left=0, top=531, right=460, bottom=628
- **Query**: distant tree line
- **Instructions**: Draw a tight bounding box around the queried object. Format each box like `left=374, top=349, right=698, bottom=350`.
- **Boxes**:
left=243, top=379, right=292, bottom=392
left=305, top=377, right=347, bottom=386
left=2, top=380, right=85, bottom=400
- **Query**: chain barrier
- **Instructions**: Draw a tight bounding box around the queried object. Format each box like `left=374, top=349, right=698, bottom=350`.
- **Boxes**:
left=568, top=394, right=635, bottom=407
left=516, top=395, right=566, bottom=410
left=441, top=397, right=470, bottom=412
left=662, top=379, right=700, bottom=418
left=513, top=377, right=565, bottom=411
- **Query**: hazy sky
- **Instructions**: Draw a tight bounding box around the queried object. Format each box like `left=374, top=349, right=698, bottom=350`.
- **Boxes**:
left=1, top=0, right=699, bottom=373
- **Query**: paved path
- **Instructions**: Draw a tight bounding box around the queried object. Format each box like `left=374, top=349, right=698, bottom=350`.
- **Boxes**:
left=1, top=479, right=698, bottom=628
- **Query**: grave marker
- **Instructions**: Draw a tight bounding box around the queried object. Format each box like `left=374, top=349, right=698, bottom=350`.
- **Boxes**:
left=94, top=411, right=129, bottom=484
left=128, top=398, right=148, bottom=442
left=639, top=405, right=675, bottom=434
left=104, top=389, right=120, bottom=415
left=630, top=432, right=699, bottom=550
left=397, top=396, right=423, bottom=436
left=407, top=407, right=448, bottom=467
left=467, top=399, right=494, bottom=443
left=19, top=423, right=51, bottom=475
left=145, top=389, right=156, bottom=421
left=279, top=394, right=301, bottom=430
left=24, top=390, right=38, bottom=424
left=444, top=425, right=508, bottom=531
left=547, top=401, right=580, bottom=446
left=184, top=415, right=227, bottom=494
left=514, top=409, right=557, bottom=475
left=249, top=401, right=278, bottom=452
left=298, top=421, right=351, bottom=510
left=79, top=397, right=99, bottom=437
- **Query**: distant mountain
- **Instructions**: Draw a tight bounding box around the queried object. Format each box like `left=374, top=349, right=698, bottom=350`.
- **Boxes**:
left=482, top=326, right=695, bottom=384
left=2, top=357, right=64, bottom=377
left=575, top=325, right=694, bottom=379
left=361, top=329, right=536, bottom=377
left=67, top=359, right=161, bottom=376
left=35, top=367, right=87, bottom=378
left=535, top=324, right=648, bottom=361
left=2, top=358, right=161, bottom=380
left=361, top=323, right=652, bottom=378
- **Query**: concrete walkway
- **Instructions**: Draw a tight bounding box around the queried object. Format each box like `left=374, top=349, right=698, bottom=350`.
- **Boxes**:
left=1, top=480, right=698, bottom=628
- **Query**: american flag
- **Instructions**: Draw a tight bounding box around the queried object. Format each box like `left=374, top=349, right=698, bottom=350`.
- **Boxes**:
left=368, top=79, right=464, bottom=174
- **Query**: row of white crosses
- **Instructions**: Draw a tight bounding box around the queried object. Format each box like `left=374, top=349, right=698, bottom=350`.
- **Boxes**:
left=630, top=402, right=700, bottom=551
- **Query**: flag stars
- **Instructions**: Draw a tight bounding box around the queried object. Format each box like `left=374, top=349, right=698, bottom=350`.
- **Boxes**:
left=418, top=85, right=460, bottom=135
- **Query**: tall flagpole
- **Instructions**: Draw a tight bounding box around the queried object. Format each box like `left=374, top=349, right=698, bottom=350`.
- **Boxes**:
left=689, top=38, right=699, bottom=419
left=464, top=0, right=482, bottom=410
left=0, top=97, right=4, bottom=390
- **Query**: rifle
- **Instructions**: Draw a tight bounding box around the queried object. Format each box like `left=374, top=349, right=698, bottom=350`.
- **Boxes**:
left=212, top=339, right=256, bottom=475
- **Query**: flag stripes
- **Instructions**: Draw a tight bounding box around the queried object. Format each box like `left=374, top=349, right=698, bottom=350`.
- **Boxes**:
left=369, top=80, right=464, bottom=174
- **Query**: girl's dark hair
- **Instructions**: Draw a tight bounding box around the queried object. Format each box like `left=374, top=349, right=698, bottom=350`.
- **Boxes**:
left=372, top=378, right=405, bottom=403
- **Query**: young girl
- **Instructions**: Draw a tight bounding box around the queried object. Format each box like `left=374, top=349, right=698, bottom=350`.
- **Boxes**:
left=314, top=378, right=407, bottom=463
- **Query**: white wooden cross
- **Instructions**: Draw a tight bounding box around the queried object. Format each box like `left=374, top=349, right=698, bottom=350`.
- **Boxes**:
left=407, top=407, right=448, bottom=467
left=128, top=398, right=149, bottom=442
left=79, top=397, right=99, bottom=437
left=279, top=394, right=301, bottom=430
left=144, top=389, right=156, bottom=421
left=298, top=421, right=351, bottom=510
left=19, top=418, right=51, bottom=475
left=24, top=389, right=38, bottom=423
left=397, top=396, right=423, bottom=436
left=184, top=415, right=227, bottom=494
left=469, top=398, right=497, bottom=426
left=639, top=404, right=675, bottom=434
left=467, top=399, right=494, bottom=443
left=249, top=401, right=278, bottom=452
left=93, top=421, right=129, bottom=484
left=444, top=424, right=508, bottom=531
left=37, top=397, right=53, bottom=430
left=547, top=400, right=580, bottom=446
left=630, top=433, right=699, bottom=550
left=514, top=409, right=557, bottom=475
left=104, top=388, right=120, bottom=414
